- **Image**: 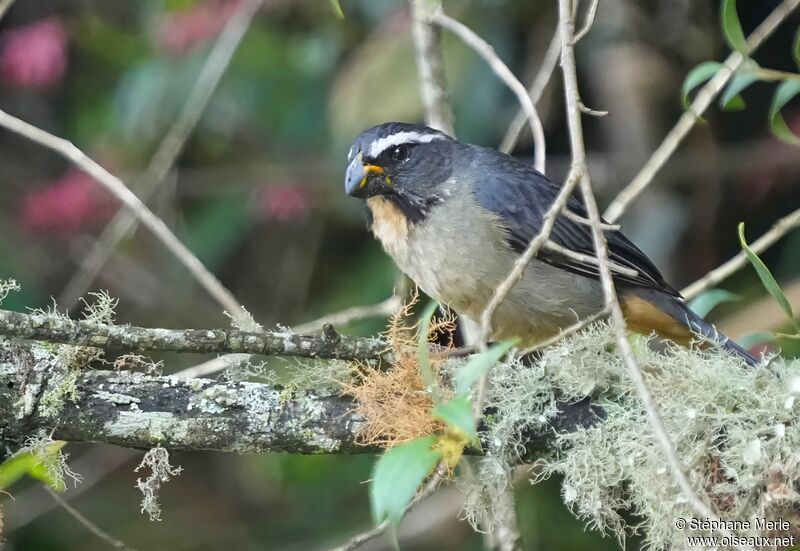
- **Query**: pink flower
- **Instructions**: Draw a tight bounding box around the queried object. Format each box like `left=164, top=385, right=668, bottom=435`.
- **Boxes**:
left=20, top=169, right=115, bottom=238
left=155, top=0, right=241, bottom=56
left=0, top=18, right=67, bottom=89
left=257, top=185, right=312, bottom=223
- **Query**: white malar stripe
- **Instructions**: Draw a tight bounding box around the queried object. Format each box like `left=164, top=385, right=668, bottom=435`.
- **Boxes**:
left=368, top=131, right=447, bottom=159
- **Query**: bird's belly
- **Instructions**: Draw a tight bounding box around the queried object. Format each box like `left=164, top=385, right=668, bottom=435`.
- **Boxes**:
left=395, top=219, right=603, bottom=346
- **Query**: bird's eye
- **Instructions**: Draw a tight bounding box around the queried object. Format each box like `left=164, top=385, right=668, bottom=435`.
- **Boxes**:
left=391, top=145, right=409, bottom=161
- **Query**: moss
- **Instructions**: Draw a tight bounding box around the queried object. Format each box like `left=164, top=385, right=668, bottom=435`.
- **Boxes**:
left=464, top=322, right=800, bottom=549
left=38, top=369, right=80, bottom=418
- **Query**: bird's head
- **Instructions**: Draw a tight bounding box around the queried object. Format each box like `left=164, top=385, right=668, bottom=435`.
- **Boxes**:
left=344, top=122, right=456, bottom=220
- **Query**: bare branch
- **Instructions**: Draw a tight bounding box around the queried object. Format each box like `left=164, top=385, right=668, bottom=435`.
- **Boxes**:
left=544, top=240, right=639, bottom=278
left=681, top=207, right=800, bottom=300
left=499, top=27, right=561, bottom=154
left=57, top=0, right=263, bottom=311
left=292, top=295, right=402, bottom=334
left=557, top=2, right=749, bottom=548
left=0, top=308, right=388, bottom=361
left=519, top=306, right=610, bottom=356
left=0, top=0, right=14, bottom=21
left=572, top=0, right=599, bottom=43
left=432, top=11, right=546, bottom=174
left=45, top=486, right=138, bottom=551
left=0, top=110, right=246, bottom=321
left=603, top=0, right=800, bottom=223
left=409, top=0, right=455, bottom=134
left=328, top=464, right=447, bottom=551
left=476, top=169, right=582, bottom=348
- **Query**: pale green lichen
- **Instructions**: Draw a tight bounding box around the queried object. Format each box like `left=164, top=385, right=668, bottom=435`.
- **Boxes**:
left=0, top=279, right=20, bottom=304
left=134, top=446, right=182, bottom=522
left=464, top=322, right=800, bottom=550
left=23, top=430, right=82, bottom=490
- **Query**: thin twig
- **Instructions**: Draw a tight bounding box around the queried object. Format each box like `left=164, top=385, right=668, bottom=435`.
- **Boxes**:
left=476, top=169, right=582, bottom=348
left=57, top=0, right=262, bottom=310
left=499, top=27, right=561, bottom=154
left=572, top=0, right=599, bottom=43
left=519, top=306, right=610, bottom=356
left=0, top=110, right=245, bottom=320
left=328, top=465, right=447, bottom=551
left=177, top=295, right=402, bottom=378
left=433, top=11, right=546, bottom=174
left=410, top=0, right=455, bottom=135
left=681, top=207, right=800, bottom=300
left=45, top=486, right=138, bottom=551
left=603, top=0, right=800, bottom=222
left=292, top=295, right=402, bottom=334
left=544, top=240, right=639, bottom=277
left=0, top=0, right=14, bottom=21
left=557, top=2, right=750, bottom=549
left=561, top=207, right=620, bottom=230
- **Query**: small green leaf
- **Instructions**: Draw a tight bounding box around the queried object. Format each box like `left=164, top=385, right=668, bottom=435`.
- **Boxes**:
left=721, top=0, right=747, bottom=53
left=329, top=0, right=345, bottom=19
left=738, top=222, right=797, bottom=328
left=688, top=289, right=741, bottom=318
left=682, top=62, right=723, bottom=108
left=0, top=442, right=66, bottom=491
left=370, top=436, right=441, bottom=525
left=454, top=339, right=517, bottom=397
left=768, top=80, right=800, bottom=145
left=417, top=301, right=440, bottom=395
left=720, top=66, right=759, bottom=111
left=432, top=396, right=477, bottom=440
left=737, top=332, right=774, bottom=350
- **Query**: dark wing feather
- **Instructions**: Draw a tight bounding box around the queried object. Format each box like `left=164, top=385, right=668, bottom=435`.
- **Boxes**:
left=468, top=147, right=679, bottom=296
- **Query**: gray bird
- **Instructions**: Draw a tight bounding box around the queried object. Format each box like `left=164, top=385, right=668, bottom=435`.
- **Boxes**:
left=344, top=122, right=757, bottom=366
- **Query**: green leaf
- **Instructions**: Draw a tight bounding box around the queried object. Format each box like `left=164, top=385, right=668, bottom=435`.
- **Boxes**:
left=329, top=0, right=345, bottom=19
left=720, top=66, right=759, bottom=111
left=688, top=289, right=741, bottom=318
left=682, top=62, right=723, bottom=108
left=768, top=80, right=800, bottom=145
left=432, top=396, right=477, bottom=440
left=0, top=442, right=66, bottom=491
left=454, top=339, right=517, bottom=397
left=417, top=301, right=441, bottom=395
left=738, top=222, right=797, bottom=328
left=793, top=27, right=800, bottom=69
left=721, top=0, right=747, bottom=53
left=370, top=436, right=441, bottom=525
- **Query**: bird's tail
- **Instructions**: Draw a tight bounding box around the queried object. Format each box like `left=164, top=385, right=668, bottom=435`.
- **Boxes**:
left=622, top=289, right=759, bottom=367
left=676, top=302, right=759, bottom=366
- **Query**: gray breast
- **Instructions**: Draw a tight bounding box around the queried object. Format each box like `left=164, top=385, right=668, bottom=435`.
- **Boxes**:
left=374, top=186, right=604, bottom=344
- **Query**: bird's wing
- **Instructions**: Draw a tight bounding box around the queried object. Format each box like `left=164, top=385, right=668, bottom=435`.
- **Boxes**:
left=470, top=152, right=679, bottom=296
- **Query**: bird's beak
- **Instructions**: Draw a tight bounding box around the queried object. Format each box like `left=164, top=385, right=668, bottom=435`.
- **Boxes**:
left=345, top=152, right=386, bottom=198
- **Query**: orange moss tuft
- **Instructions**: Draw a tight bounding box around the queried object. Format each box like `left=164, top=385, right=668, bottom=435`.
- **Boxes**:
left=342, top=290, right=457, bottom=448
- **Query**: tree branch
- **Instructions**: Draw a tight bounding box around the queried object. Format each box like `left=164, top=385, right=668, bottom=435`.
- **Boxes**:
left=432, top=11, right=546, bottom=174
left=0, top=308, right=388, bottom=361
left=56, top=0, right=263, bottom=311
left=681, top=207, right=800, bottom=300
left=0, top=341, right=600, bottom=460
left=0, top=111, right=245, bottom=321
left=556, top=1, right=749, bottom=548
left=603, top=0, right=800, bottom=223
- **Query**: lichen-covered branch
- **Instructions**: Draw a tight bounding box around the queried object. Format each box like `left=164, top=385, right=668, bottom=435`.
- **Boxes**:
left=0, top=342, right=372, bottom=456
left=0, top=340, right=600, bottom=461
left=0, top=308, right=388, bottom=361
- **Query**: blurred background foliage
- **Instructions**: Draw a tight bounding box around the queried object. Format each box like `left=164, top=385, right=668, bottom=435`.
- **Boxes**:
left=0, top=0, right=798, bottom=549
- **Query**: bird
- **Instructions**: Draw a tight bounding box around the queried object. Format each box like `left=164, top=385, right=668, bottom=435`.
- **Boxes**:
left=343, top=122, right=757, bottom=366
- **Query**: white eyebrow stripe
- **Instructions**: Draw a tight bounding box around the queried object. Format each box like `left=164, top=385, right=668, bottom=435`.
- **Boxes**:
left=368, top=131, right=447, bottom=158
